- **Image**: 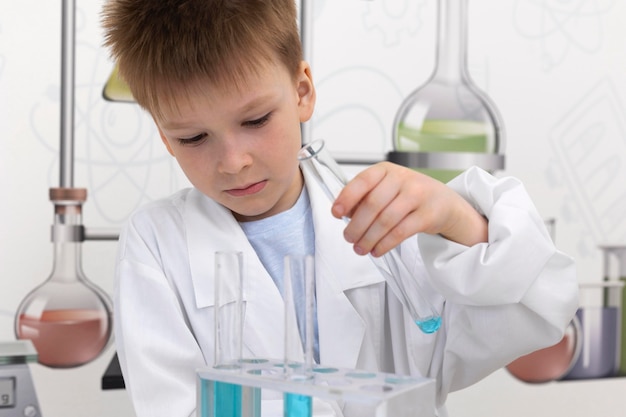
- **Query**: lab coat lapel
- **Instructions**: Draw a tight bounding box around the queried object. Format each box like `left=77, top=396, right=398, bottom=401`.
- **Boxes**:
left=184, top=189, right=286, bottom=360
left=183, top=174, right=386, bottom=368
left=304, top=168, right=385, bottom=369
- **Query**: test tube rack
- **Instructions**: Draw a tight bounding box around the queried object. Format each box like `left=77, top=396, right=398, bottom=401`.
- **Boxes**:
left=197, top=359, right=435, bottom=417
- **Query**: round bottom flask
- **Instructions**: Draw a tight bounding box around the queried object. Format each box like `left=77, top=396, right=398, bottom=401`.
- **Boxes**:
left=15, top=188, right=112, bottom=368
left=388, top=0, right=505, bottom=182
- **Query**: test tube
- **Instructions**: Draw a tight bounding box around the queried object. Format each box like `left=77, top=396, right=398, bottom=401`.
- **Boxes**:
left=298, top=140, right=441, bottom=334
left=283, top=254, right=315, bottom=417
left=206, top=251, right=260, bottom=417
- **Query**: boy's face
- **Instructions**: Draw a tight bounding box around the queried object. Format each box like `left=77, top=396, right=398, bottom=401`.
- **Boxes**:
left=155, top=60, right=316, bottom=222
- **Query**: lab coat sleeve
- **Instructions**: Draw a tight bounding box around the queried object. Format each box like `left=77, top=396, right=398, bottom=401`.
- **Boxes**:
left=416, top=166, right=578, bottom=402
left=114, top=215, right=204, bottom=417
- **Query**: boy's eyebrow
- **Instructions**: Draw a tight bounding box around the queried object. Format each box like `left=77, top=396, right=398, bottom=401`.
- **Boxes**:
left=238, top=92, right=275, bottom=114
left=159, top=91, right=277, bottom=130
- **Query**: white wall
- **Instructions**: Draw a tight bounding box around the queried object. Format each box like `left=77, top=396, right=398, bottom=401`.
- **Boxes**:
left=1, top=0, right=625, bottom=416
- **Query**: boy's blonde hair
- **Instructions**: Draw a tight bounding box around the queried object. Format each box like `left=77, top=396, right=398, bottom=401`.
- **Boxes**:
left=101, top=0, right=303, bottom=118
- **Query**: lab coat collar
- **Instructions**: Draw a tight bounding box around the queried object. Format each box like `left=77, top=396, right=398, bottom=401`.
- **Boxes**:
left=184, top=189, right=289, bottom=359
left=183, top=168, right=385, bottom=368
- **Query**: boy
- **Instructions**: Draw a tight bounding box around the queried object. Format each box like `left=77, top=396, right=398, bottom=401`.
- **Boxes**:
left=101, top=1, right=577, bottom=416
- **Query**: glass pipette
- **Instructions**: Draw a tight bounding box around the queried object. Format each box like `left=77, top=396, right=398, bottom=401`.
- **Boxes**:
left=298, top=140, right=441, bottom=334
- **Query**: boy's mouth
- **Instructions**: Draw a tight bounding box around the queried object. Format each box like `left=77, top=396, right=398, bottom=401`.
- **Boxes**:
left=225, top=180, right=267, bottom=197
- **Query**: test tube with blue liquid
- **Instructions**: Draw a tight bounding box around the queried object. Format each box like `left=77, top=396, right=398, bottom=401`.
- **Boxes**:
left=283, top=254, right=315, bottom=417
left=207, top=251, right=261, bottom=417
left=298, top=140, right=441, bottom=334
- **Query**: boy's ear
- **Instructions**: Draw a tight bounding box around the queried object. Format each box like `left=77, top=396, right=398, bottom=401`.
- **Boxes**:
left=157, top=127, right=175, bottom=156
left=296, top=61, right=316, bottom=123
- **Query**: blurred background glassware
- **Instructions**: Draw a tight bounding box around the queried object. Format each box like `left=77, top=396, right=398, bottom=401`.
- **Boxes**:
left=102, top=65, right=135, bottom=103
left=388, top=0, right=505, bottom=183
left=14, top=188, right=113, bottom=368
left=562, top=281, right=623, bottom=380
left=599, top=244, right=626, bottom=376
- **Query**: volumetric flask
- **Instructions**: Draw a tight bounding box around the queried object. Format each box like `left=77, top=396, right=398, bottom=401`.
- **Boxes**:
left=298, top=140, right=441, bottom=334
left=15, top=188, right=112, bottom=368
left=388, top=0, right=505, bottom=183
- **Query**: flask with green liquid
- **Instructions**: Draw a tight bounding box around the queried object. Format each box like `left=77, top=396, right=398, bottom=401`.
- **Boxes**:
left=389, top=0, right=505, bottom=182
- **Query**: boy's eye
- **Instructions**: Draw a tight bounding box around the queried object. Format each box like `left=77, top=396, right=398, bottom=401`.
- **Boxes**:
left=178, top=133, right=207, bottom=145
left=243, top=112, right=271, bottom=128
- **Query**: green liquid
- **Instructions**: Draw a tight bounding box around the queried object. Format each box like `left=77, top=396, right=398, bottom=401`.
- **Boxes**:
left=602, top=276, right=626, bottom=376
left=618, top=277, right=626, bottom=376
left=397, top=120, right=489, bottom=183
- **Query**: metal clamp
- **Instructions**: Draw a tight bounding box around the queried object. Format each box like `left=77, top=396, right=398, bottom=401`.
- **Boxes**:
left=387, top=151, right=505, bottom=171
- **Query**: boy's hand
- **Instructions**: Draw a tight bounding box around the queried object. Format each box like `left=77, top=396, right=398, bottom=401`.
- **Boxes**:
left=331, top=162, right=488, bottom=257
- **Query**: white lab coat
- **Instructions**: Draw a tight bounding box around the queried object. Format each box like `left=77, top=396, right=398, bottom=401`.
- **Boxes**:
left=114, top=166, right=578, bottom=417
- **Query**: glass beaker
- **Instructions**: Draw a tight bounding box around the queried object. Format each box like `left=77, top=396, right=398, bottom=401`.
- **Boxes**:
left=599, top=244, right=626, bottom=375
left=562, top=281, right=623, bottom=380
left=388, top=0, right=505, bottom=183
left=298, top=140, right=441, bottom=334
left=14, top=188, right=112, bottom=368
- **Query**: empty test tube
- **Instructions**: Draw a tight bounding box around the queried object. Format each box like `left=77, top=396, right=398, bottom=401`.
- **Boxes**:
left=298, top=140, right=441, bottom=334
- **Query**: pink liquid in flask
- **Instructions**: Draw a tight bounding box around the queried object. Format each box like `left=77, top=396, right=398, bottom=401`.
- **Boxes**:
left=17, top=309, right=110, bottom=368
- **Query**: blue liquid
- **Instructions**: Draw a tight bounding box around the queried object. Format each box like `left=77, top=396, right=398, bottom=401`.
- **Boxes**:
left=214, top=381, right=242, bottom=417
left=200, top=379, right=211, bottom=416
left=199, top=380, right=261, bottom=417
left=416, top=316, right=441, bottom=334
left=284, top=393, right=312, bottom=417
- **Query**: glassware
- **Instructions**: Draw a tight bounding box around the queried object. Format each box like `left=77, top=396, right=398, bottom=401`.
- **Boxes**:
left=14, top=188, right=112, bottom=368
left=214, top=251, right=245, bottom=369
left=388, top=0, right=505, bottom=183
left=599, top=244, right=626, bottom=376
left=197, top=359, right=435, bottom=417
left=210, top=251, right=261, bottom=417
left=298, top=140, right=441, bottom=334
left=562, top=282, right=623, bottom=380
left=102, top=64, right=135, bottom=103
left=283, top=254, right=315, bottom=417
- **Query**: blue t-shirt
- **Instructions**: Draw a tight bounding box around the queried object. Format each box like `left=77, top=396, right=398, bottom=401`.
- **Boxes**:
left=239, top=186, right=319, bottom=362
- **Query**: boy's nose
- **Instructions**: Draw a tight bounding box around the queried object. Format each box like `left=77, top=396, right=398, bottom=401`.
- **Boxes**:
left=217, top=140, right=252, bottom=174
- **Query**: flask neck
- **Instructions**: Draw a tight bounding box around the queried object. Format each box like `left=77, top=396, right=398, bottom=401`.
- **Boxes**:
left=49, top=203, right=85, bottom=283
left=50, top=241, right=85, bottom=283
left=432, top=0, right=469, bottom=82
